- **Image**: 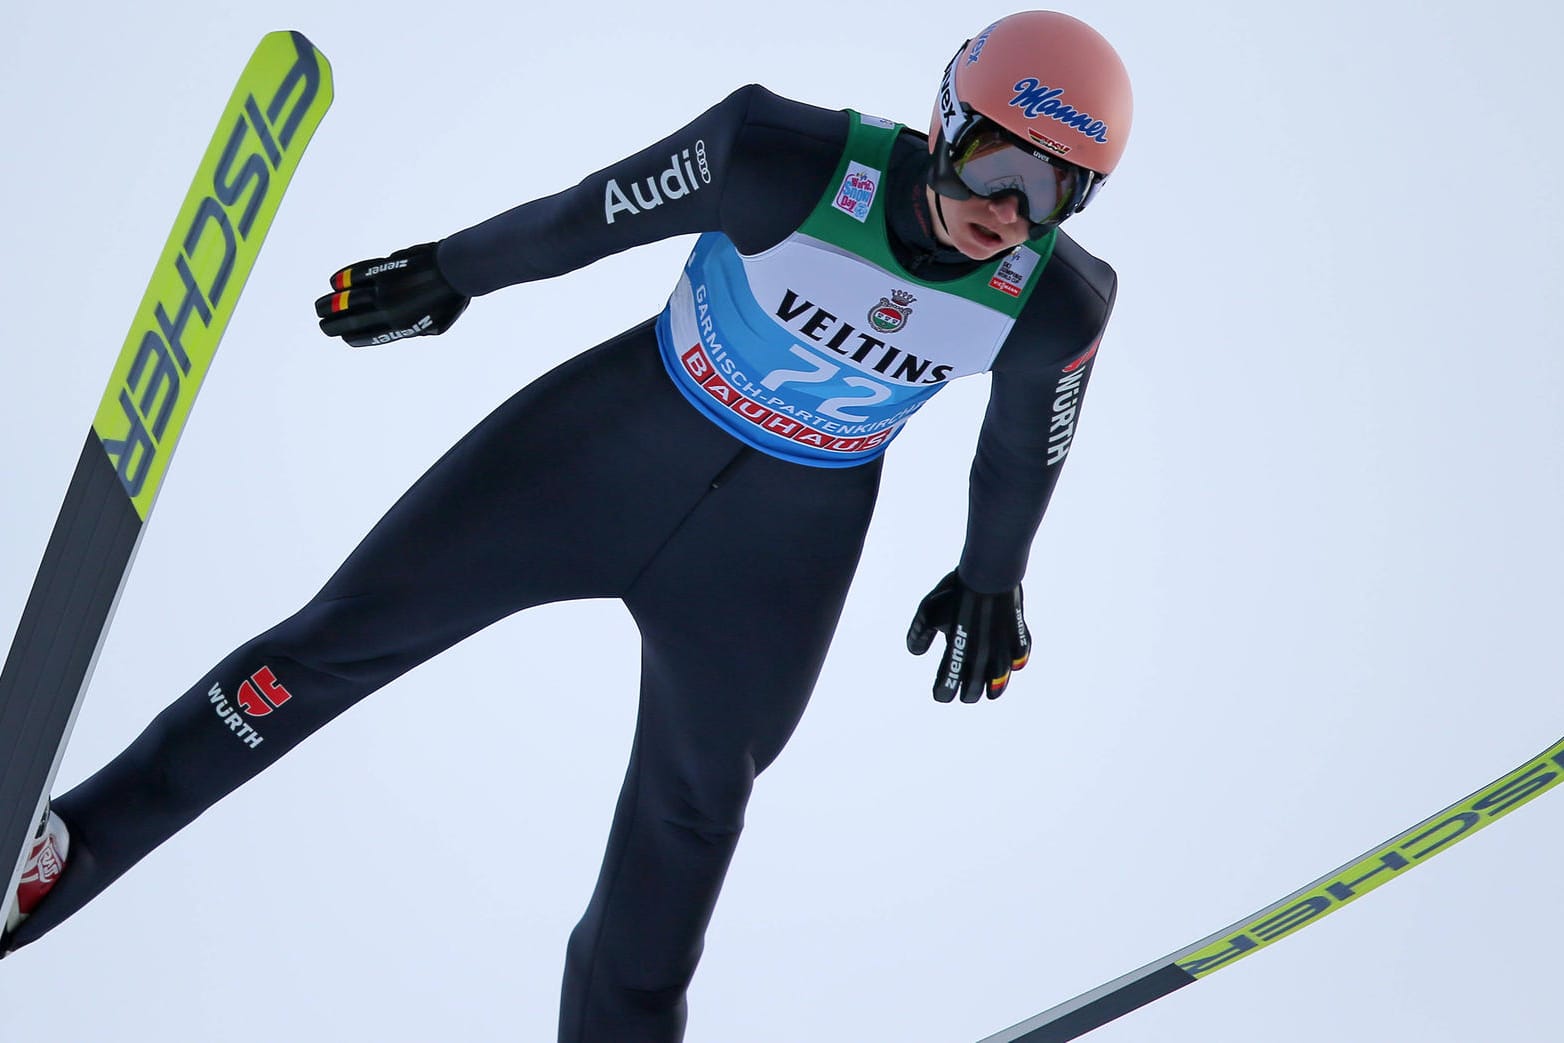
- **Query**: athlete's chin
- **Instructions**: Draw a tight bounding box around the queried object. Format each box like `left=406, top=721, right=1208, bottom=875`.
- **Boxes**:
left=958, top=243, right=1007, bottom=261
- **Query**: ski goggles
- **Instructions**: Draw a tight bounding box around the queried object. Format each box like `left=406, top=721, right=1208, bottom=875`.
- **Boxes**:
left=946, top=119, right=1103, bottom=227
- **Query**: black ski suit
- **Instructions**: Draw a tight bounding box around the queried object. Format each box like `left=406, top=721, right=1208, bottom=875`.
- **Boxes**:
left=11, top=85, right=1116, bottom=1042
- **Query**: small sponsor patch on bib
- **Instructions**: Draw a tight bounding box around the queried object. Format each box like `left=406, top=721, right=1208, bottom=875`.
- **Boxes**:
left=833, top=161, right=880, bottom=223
left=989, top=246, right=1041, bottom=298
left=858, top=113, right=896, bottom=130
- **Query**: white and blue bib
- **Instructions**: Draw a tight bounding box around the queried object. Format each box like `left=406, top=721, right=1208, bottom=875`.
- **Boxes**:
left=655, top=112, right=1055, bottom=467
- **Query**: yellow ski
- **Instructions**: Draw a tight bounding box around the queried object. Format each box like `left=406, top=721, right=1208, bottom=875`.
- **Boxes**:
left=975, top=735, right=1564, bottom=1041
left=1, top=31, right=333, bottom=947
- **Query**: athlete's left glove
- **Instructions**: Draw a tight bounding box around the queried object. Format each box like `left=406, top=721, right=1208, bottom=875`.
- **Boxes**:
left=314, top=242, right=470, bottom=347
left=906, top=570, right=1031, bottom=703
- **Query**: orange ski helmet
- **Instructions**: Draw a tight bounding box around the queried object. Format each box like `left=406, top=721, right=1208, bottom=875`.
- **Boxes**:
left=931, top=11, right=1133, bottom=229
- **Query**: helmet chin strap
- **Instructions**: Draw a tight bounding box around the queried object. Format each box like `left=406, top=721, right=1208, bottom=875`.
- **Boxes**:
left=932, top=189, right=956, bottom=246
left=924, top=142, right=966, bottom=249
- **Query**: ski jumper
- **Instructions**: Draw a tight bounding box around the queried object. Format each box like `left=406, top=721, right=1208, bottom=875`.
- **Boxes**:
left=10, top=85, right=1117, bottom=1042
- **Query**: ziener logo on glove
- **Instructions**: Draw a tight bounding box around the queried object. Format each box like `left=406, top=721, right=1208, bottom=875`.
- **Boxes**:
left=370, top=314, right=435, bottom=345
left=365, top=259, right=410, bottom=277
left=943, top=625, right=969, bottom=692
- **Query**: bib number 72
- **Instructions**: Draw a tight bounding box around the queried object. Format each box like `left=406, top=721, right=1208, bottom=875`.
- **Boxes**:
left=760, top=345, right=891, bottom=422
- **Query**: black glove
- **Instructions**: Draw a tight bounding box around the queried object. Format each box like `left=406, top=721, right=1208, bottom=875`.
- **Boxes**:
left=315, top=242, right=470, bottom=347
left=906, top=570, right=1031, bottom=703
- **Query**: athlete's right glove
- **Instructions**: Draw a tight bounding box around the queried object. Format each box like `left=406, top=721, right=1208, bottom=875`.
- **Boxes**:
left=315, top=242, right=470, bottom=347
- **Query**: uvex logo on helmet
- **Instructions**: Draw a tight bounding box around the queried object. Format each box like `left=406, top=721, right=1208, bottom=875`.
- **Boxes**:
left=964, top=21, right=999, bottom=65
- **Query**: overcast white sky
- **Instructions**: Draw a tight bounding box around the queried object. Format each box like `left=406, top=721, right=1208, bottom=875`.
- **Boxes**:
left=3, top=2, right=1562, bottom=1040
